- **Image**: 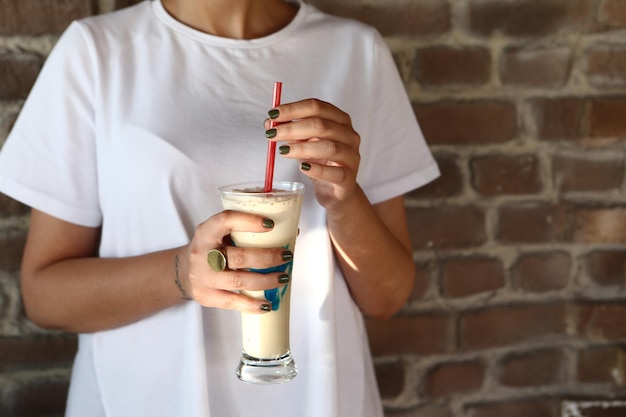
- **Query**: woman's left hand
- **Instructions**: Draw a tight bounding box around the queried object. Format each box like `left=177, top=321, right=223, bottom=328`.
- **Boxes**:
left=265, top=99, right=415, bottom=319
left=264, top=99, right=361, bottom=210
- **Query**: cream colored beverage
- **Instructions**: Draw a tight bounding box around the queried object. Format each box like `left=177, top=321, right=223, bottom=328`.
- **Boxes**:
left=219, top=181, right=304, bottom=384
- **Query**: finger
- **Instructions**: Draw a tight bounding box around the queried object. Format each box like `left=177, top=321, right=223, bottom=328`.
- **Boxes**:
left=267, top=117, right=360, bottom=149
left=278, top=139, right=360, bottom=169
left=269, top=98, right=351, bottom=125
left=196, top=289, right=273, bottom=314
left=223, top=246, right=294, bottom=270
left=196, top=211, right=274, bottom=246
left=209, top=269, right=290, bottom=292
left=299, top=161, right=353, bottom=185
left=219, top=211, right=275, bottom=233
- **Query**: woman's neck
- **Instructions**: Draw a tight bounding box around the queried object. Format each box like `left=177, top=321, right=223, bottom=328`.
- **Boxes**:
left=161, top=0, right=298, bottom=39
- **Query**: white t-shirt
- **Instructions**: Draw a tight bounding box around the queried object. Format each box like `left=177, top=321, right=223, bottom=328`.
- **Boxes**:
left=0, top=1, right=439, bottom=416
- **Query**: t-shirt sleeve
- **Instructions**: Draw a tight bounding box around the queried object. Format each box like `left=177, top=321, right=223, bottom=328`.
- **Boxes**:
left=0, top=21, right=102, bottom=227
left=357, top=30, right=439, bottom=205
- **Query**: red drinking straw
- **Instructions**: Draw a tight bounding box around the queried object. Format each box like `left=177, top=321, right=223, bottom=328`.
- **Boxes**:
left=264, top=81, right=282, bottom=192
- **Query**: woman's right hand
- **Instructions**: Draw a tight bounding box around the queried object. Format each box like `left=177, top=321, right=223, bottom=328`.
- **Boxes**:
left=176, top=210, right=292, bottom=314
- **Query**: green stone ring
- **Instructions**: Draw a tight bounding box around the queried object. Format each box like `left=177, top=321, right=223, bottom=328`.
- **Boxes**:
left=207, top=248, right=227, bottom=272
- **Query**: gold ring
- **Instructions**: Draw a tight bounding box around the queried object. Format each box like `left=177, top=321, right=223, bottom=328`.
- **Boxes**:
left=207, top=248, right=227, bottom=272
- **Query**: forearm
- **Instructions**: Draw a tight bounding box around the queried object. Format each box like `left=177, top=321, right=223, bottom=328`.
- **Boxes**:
left=21, top=207, right=295, bottom=333
left=327, top=187, right=414, bottom=319
left=21, top=248, right=182, bottom=334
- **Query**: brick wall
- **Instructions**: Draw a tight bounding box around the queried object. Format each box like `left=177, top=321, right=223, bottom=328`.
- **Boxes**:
left=1, top=0, right=626, bottom=416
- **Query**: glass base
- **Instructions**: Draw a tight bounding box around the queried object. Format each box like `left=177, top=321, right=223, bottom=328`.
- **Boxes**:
left=236, top=351, right=297, bottom=384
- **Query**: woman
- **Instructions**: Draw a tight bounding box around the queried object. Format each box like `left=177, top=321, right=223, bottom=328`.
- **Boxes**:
left=0, top=0, right=439, bottom=415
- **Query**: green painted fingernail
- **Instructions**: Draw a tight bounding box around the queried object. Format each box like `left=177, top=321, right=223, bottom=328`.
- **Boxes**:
left=260, top=304, right=271, bottom=312
left=282, top=251, right=293, bottom=261
left=263, top=218, right=274, bottom=228
left=278, top=274, right=290, bottom=284
left=265, top=128, right=277, bottom=138
left=279, top=145, right=290, bottom=155
left=268, top=109, right=279, bottom=119
left=301, top=162, right=311, bottom=171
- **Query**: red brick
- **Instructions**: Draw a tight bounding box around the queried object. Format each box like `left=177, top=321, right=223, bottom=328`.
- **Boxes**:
left=466, top=399, right=559, bottom=417
left=0, top=0, right=94, bottom=35
left=512, top=251, right=571, bottom=292
left=471, top=154, right=542, bottom=196
left=589, top=98, right=626, bottom=138
left=500, top=46, right=572, bottom=87
left=468, top=0, right=593, bottom=37
left=414, top=100, right=517, bottom=145
left=374, top=362, right=405, bottom=399
left=0, top=231, right=27, bottom=270
left=366, top=315, right=452, bottom=356
left=441, top=256, right=504, bottom=298
left=0, top=281, right=10, bottom=323
left=583, top=250, right=626, bottom=287
left=587, top=45, right=626, bottom=88
left=423, top=360, right=485, bottom=398
left=553, top=153, right=625, bottom=192
left=574, top=208, right=626, bottom=244
left=578, top=303, right=626, bottom=341
left=411, top=405, right=454, bottom=417
left=309, top=0, right=450, bottom=36
left=0, top=53, right=43, bottom=100
left=569, top=402, right=626, bottom=417
left=533, top=97, right=585, bottom=141
left=0, top=111, right=18, bottom=144
left=577, top=346, right=626, bottom=384
left=597, top=0, right=626, bottom=27
left=410, top=262, right=431, bottom=302
left=0, top=193, right=29, bottom=217
left=460, top=304, right=568, bottom=350
left=407, top=206, right=487, bottom=250
left=0, top=336, right=77, bottom=372
left=499, top=348, right=565, bottom=387
left=391, top=50, right=413, bottom=83
left=497, top=203, right=575, bottom=244
left=0, top=379, right=70, bottom=417
left=407, top=154, right=463, bottom=199
left=413, top=46, right=490, bottom=87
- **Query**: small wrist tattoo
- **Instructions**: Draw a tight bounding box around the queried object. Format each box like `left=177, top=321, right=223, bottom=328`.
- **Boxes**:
left=174, top=254, right=193, bottom=300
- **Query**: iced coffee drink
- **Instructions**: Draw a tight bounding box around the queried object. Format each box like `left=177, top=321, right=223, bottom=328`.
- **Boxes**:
left=219, top=181, right=305, bottom=384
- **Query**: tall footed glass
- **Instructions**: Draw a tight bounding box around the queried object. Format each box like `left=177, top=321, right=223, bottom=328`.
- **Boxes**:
left=219, top=181, right=305, bottom=384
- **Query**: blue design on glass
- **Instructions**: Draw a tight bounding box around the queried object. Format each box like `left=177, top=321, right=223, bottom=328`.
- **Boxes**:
left=246, top=243, right=292, bottom=311
left=231, top=242, right=293, bottom=311
left=251, top=261, right=292, bottom=311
